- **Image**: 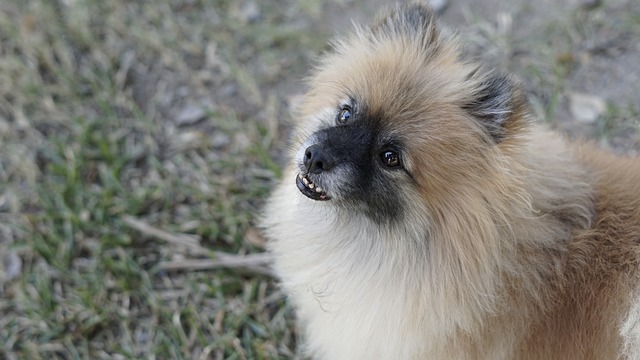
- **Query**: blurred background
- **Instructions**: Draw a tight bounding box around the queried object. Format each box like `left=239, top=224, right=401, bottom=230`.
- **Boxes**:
left=0, top=0, right=638, bottom=359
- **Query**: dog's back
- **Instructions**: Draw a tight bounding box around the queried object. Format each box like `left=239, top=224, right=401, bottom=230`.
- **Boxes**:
left=522, top=145, right=640, bottom=359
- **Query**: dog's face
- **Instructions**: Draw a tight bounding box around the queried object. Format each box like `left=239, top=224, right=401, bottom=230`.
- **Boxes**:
left=295, top=93, right=419, bottom=222
left=290, top=4, right=528, bottom=223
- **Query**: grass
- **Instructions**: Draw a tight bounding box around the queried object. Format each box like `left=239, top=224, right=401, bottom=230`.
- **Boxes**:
left=0, top=0, right=330, bottom=358
left=0, top=0, right=638, bottom=359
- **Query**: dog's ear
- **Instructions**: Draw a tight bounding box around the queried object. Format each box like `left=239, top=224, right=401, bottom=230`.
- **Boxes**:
left=372, top=4, right=529, bottom=144
left=463, top=72, right=529, bottom=143
left=371, top=3, right=439, bottom=51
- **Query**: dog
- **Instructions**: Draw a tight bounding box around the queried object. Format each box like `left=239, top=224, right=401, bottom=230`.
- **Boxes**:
left=262, top=3, right=640, bottom=359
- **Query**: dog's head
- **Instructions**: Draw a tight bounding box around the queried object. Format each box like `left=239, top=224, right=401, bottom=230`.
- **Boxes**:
left=291, top=3, right=530, bottom=223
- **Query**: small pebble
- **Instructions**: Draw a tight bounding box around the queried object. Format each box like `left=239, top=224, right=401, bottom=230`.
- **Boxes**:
left=568, top=92, right=607, bottom=124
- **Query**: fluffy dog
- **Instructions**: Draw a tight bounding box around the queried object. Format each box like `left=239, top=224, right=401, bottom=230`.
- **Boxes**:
left=262, top=3, right=640, bottom=359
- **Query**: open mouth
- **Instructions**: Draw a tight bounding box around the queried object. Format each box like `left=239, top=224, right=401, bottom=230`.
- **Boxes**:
left=296, top=173, right=330, bottom=201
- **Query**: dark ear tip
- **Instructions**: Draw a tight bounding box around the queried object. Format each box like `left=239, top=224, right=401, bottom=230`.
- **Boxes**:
left=378, top=2, right=436, bottom=24
left=463, top=71, right=529, bottom=143
left=371, top=2, right=440, bottom=48
left=401, top=2, right=437, bottom=16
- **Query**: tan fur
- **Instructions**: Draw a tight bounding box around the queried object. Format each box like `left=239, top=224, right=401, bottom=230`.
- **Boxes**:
left=262, top=3, right=640, bottom=359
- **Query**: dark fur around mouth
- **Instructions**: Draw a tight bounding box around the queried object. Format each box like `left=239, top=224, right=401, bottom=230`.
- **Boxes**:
left=296, top=173, right=330, bottom=201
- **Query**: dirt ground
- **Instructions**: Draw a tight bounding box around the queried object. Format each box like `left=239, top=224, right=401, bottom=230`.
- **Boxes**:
left=441, top=0, right=640, bottom=150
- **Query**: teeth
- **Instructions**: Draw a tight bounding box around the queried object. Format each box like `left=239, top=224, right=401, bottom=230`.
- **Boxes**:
left=298, top=173, right=327, bottom=196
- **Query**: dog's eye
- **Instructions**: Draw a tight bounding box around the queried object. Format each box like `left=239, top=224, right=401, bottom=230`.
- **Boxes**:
left=337, top=106, right=351, bottom=124
left=380, top=150, right=401, bottom=168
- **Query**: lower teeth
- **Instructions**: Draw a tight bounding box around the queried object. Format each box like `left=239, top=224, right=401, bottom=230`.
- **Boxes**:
left=300, top=174, right=323, bottom=194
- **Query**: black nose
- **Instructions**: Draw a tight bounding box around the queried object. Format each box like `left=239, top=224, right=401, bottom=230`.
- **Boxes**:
left=304, top=145, right=336, bottom=174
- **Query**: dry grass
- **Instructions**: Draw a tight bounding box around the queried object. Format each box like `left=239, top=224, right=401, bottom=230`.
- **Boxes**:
left=0, top=0, right=638, bottom=359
